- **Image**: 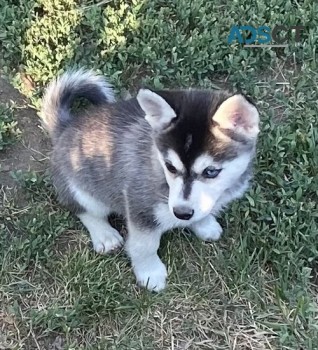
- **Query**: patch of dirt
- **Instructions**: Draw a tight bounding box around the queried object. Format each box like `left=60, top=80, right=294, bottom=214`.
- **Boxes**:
left=53, top=229, right=88, bottom=257
left=0, top=77, right=50, bottom=190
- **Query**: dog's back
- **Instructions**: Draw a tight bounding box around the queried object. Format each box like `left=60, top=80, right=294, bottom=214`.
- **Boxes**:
left=41, top=71, right=165, bottom=218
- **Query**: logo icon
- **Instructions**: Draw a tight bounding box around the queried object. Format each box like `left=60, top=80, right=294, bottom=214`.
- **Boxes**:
left=228, top=25, right=305, bottom=47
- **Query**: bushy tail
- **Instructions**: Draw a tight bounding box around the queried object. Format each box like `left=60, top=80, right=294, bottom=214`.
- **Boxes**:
left=41, top=69, right=115, bottom=139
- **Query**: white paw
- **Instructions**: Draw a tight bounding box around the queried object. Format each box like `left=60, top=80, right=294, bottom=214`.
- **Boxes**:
left=134, top=257, right=167, bottom=292
left=191, top=216, right=223, bottom=241
left=92, top=229, right=124, bottom=254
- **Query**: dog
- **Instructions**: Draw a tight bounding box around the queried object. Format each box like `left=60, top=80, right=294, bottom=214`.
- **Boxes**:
left=41, top=69, right=259, bottom=292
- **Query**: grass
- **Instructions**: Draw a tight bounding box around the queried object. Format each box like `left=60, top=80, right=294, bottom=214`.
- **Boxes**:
left=0, top=103, right=21, bottom=150
left=0, top=0, right=318, bottom=349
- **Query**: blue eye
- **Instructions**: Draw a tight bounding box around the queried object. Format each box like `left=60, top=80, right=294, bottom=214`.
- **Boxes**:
left=202, top=167, right=222, bottom=179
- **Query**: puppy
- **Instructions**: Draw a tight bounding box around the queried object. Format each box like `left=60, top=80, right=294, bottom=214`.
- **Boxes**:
left=41, top=70, right=259, bottom=291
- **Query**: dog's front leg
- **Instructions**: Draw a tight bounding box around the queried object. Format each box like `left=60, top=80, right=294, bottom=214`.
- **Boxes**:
left=190, top=215, right=223, bottom=241
left=125, top=221, right=167, bottom=292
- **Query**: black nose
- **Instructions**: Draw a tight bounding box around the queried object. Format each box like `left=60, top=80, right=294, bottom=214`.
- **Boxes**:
left=173, top=206, right=194, bottom=220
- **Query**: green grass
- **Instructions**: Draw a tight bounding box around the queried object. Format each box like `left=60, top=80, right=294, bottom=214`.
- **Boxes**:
left=0, top=103, right=21, bottom=150
left=0, top=0, right=317, bottom=349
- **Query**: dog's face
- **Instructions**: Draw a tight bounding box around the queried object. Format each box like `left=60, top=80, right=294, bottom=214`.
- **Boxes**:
left=137, top=89, right=259, bottom=223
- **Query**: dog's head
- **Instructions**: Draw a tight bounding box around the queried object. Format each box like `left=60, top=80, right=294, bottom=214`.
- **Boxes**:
left=137, top=88, right=259, bottom=223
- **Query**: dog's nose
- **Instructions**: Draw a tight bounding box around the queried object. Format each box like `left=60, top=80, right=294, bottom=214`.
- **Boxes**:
left=173, top=206, right=194, bottom=220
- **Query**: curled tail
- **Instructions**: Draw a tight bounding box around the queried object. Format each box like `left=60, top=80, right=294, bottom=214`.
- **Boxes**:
left=41, top=69, right=115, bottom=139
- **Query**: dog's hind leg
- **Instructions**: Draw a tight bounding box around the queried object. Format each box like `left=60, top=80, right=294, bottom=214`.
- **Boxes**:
left=71, top=185, right=123, bottom=254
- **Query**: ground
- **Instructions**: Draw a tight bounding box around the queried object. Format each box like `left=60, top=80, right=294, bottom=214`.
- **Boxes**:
left=0, top=1, right=318, bottom=349
left=0, top=78, right=49, bottom=188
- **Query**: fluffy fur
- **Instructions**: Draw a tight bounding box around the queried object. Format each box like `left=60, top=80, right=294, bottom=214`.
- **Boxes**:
left=41, top=70, right=260, bottom=292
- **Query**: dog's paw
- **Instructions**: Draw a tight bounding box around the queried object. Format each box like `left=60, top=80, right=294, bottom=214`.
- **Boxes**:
left=92, top=229, right=124, bottom=254
left=134, top=257, right=167, bottom=292
left=191, top=215, right=223, bottom=241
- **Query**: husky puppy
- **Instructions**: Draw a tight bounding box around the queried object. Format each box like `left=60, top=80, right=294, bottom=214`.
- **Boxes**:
left=42, top=70, right=259, bottom=292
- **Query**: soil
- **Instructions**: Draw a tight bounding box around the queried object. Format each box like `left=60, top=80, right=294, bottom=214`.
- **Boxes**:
left=0, top=77, right=50, bottom=189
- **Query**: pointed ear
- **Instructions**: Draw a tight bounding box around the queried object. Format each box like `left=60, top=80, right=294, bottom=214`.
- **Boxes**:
left=137, top=89, right=177, bottom=131
left=212, top=94, right=259, bottom=139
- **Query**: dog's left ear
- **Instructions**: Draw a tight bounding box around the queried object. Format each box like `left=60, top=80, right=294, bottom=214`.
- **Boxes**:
left=137, top=89, right=177, bottom=131
left=212, top=94, right=259, bottom=139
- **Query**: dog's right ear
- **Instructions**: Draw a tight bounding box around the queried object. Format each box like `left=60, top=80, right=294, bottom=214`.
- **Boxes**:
left=212, top=94, right=259, bottom=140
left=137, top=89, right=177, bottom=132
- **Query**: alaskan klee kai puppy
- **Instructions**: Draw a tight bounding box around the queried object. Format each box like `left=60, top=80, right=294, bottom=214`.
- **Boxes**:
left=42, top=70, right=259, bottom=291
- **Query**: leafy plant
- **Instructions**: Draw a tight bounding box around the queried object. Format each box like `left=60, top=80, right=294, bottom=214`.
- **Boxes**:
left=0, top=103, right=21, bottom=150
